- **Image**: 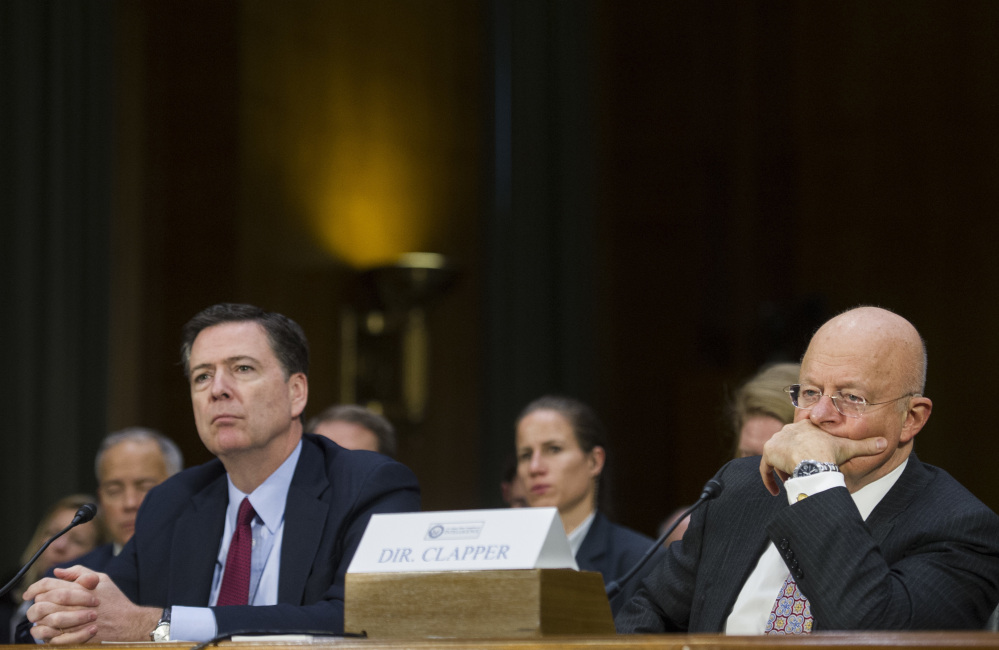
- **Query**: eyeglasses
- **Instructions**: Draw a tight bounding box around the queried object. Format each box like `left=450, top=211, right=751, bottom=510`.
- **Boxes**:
left=784, top=384, right=916, bottom=418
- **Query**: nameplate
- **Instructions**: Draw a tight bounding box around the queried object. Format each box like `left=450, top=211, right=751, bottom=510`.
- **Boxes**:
left=347, top=507, right=578, bottom=573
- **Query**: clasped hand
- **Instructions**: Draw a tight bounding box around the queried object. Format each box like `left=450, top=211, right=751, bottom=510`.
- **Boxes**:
left=759, top=419, right=887, bottom=495
left=23, top=566, right=160, bottom=644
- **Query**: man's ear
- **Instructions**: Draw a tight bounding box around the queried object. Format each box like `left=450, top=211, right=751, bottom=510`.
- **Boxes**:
left=899, top=396, right=932, bottom=443
left=289, top=372, right=309, bottom=419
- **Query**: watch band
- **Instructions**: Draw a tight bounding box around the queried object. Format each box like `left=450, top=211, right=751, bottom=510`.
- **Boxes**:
left=150, top=607, right=171, bottom=642
left=792, top=459, right=840, bottom=479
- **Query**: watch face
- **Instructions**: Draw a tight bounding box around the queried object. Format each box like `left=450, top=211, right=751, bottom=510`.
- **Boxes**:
left=795, top=461, right=820, bottom=477
left=153, top=624, right=170, bottom=642
left=794, top=460, right=838, bottom=478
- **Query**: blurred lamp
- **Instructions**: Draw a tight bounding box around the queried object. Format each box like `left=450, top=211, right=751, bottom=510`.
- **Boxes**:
left=340, top=253, right=455, bottom=423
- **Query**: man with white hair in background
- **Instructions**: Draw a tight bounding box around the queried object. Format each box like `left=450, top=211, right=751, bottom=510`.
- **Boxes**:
left=14, top=428, right=184, bottom=643
left=80, top=428, right=183, bottom=568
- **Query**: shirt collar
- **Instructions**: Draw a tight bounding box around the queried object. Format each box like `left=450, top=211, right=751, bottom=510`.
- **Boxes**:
left=567, top=510, right=597, bottom=557
left=851, top=457, right=908, bottom=520
left=225, top=439, right=302, bottom=534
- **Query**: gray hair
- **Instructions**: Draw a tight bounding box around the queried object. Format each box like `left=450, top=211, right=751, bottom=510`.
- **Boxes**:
left=306, top=405, right=397, bottom=457
left=94, top=427, right=184, bottom=480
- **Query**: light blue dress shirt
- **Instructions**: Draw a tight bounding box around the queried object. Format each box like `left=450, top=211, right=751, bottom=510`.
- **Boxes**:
left=171, top=440, right=302, bottom=641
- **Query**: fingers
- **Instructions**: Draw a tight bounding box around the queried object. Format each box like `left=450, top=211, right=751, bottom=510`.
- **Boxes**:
left=76, top=571, right=102, bottom=590
left=28, top=599, right=99, bottom=630
left=28, top=609, right=98, bottom=641
left=28, top=585, right=99, bottom=610
left=759, top=457, right=792, bottom=496
left=22, top=577, right=65, bottom=602
left=52, top=565, right=86, bottom=580
left=760, top=457, right=780, bottom=496
left=32, top=622, right=98, bottom=645
left=33, top=611, right=97, bottom=635
left=53, top=565, right=102, bottom=590
left=23, top=575, right=93, bottom=603
left=834, top=436, right=887, bottom=464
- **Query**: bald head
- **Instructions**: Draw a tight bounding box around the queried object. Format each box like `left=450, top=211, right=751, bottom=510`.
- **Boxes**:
left=806, top=307, right=926, bottom=398
left=796, top=307, right=933, bottom=490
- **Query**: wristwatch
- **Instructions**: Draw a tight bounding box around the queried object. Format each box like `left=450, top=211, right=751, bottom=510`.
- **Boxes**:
left=792, top=459, right=840, bottom=478
left=150, top=607, right=171, bottom=642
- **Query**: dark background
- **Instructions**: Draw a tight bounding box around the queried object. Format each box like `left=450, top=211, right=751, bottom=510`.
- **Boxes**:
left=3, top=0, right=998, bottom=568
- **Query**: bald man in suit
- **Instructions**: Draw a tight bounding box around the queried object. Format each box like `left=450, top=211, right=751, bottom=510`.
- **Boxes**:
left=617, top=306, right=999, bottom=633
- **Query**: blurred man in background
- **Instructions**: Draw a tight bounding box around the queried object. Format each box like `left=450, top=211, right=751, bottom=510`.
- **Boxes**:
left=307, top=404, right=396, bottom=457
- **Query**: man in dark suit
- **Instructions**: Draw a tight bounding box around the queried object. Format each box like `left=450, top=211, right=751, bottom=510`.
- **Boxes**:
left=307, top=404, right=397, bottom=457
left=616, top=306, right=999, bottom=633
left=24, top=303, right=421, bottom=643
left=67, top=427, right=184, bottom=573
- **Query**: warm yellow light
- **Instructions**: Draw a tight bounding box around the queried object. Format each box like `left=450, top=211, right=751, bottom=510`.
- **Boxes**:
left=240, top=2, right=464, bottom=270
left=309, top=137, right=435, bottom=269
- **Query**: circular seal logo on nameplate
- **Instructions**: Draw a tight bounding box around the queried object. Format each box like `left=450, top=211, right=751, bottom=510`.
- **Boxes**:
left=428, top=524, right=444, bottom=539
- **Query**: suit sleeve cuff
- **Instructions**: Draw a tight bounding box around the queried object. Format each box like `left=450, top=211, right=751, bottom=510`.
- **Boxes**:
left=169, top=606, right=217, bottom=642
left=784, top=471, right=845, bottom=504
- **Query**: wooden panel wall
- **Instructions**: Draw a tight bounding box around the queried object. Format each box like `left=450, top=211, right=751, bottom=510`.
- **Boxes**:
left=107, top=1, right=999, bottom=544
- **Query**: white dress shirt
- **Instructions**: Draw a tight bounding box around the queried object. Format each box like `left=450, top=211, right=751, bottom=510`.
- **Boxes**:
left=567, top=511, right=596, bottom=559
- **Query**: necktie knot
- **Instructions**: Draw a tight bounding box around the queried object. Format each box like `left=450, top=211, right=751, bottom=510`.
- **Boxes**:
left=237, top=497, right=256, bottom=526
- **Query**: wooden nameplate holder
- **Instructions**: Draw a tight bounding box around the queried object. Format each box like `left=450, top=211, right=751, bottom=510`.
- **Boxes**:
left=344, top=568, right=615, bottom=639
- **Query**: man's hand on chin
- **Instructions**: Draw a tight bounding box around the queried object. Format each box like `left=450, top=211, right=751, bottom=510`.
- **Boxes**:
left=759, top=419, right=887, bottom=495
left=24, top=565, right=162, bottom=644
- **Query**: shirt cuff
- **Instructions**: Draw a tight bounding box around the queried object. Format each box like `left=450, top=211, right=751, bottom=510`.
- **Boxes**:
left=784, top=470, right=845, bottom=504
left=169, top=606, right=217, bottom=642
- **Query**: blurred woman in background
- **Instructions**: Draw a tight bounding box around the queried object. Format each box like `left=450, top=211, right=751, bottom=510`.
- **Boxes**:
left=515, top=395, right=649, bottom=612
left=2, top=494, right=107, bottom=643
left=729, top=362, right=800, bottom=458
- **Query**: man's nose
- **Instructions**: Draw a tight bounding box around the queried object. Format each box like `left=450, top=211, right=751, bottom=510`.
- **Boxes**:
left=123, top=486, right=143, bottom=510
left=809, top=393, right=842, bottom=421
left=210, top=372, right=232, bottom=399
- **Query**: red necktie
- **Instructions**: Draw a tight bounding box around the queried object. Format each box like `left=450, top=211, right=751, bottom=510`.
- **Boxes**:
left=764, top=574, right=814, bottom=634
left=216, top=497, right=256, bottom=606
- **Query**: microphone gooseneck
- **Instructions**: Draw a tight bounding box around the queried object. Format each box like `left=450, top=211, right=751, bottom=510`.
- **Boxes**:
left=0, top=503, right=99, bottom=600
left=605, top=479, right=724, bottom=600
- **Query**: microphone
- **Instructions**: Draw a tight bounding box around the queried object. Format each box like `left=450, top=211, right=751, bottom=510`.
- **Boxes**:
left=0, top=503, right=99, bottom=599
left=72, top=503, right=98, bottom=526
left=605, top=479, right=723, bottom=599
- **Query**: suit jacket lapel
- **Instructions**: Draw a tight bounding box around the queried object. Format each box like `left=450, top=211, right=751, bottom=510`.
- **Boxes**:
left=699, top=480, right=785, bottom=632
left=864, top=453, right=929, bottom=544
left=724, top=484, right=788, bottom=630
left=170, top=474, right=228, bottom=605
left=576, top=512, right=609, bottom=571
left=278, top=440, right=331, bottom=604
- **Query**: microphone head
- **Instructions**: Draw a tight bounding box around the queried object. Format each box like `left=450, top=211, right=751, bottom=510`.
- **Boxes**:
left=72, top=503, right=98, bottom=525
left=699, top=479, right=724, bottom=501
